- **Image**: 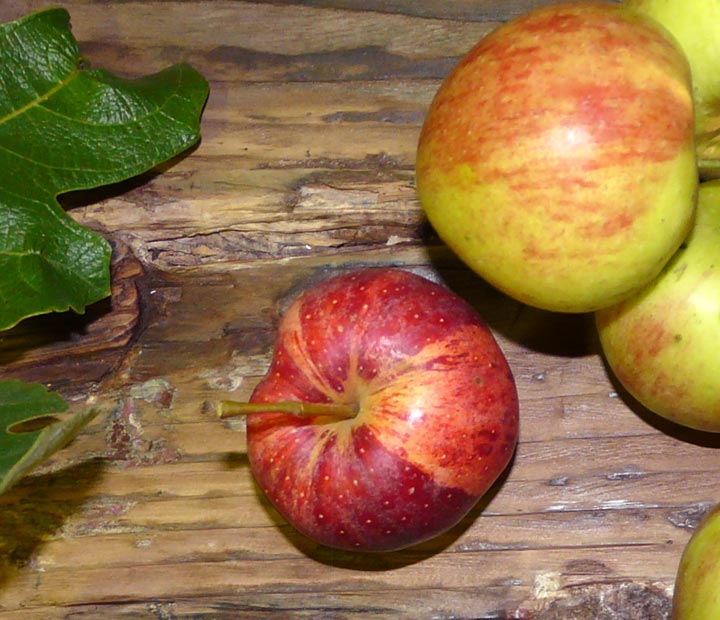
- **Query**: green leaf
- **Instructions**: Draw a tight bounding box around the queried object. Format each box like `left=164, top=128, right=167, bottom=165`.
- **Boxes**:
left=0, top=379, right=99, bottom=494
left=0, top=7, right=209, bottom=330
left=0, top=8, right=209, bottom=492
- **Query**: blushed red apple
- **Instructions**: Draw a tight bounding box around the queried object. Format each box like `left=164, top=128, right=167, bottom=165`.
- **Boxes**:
left=596, top=181, right=720, bottom=431
left=222, top=268, right=519, bottom=552
left=416, top=1, right=697, bottom=313
left=625, top=0, right=720, bottom=174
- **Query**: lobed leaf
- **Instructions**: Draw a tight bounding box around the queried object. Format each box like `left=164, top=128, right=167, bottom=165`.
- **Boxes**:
left=0, top=7, right=209, bottom=330
left=0, top=7, right=209, bottom=492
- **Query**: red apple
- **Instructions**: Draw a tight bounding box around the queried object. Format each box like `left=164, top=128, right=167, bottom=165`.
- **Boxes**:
left=223, top=268, right=518, bottom=552
left=416, top=1, right=697, bottom=313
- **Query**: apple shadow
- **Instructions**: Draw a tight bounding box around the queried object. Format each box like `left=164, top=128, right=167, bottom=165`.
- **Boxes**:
left=220, top=451, right=251, bottom=470
left=0, top=457, right=106, bottom=590
left=239, top=449, right=516, bottom=571
left=428, top=260, right=599, bottom=358
left=599, top=356, right=720, bottom=449
left=427, top=253, right=720, bottom=448
left=273, top=257, right=598, bottom=359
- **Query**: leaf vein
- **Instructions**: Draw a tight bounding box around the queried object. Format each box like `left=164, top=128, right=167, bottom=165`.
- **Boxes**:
left=0, top=69, right=79, bottom=126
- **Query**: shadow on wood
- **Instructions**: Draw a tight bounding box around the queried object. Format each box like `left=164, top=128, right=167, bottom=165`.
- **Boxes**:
left=0, top=241, right=145, bottom=398
left=243, top=451, right=518, bottom=571
left=0, top=457, right=106, bottom=590
left=601, top=357, right=720, bottom=450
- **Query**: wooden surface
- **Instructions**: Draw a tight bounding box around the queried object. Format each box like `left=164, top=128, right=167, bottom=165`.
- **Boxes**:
left=1, top=1, right=718, bottom=618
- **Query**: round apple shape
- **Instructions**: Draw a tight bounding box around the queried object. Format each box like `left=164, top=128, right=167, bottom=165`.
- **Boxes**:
left=416, top=1, right=697, bottom=313
left=672, top=502, right=720, bottom=619
left=625, top=0, right=720, bottom=171
left=596, top=181, right=720, bottom=431
left=223, top=268, right=519, bottom=552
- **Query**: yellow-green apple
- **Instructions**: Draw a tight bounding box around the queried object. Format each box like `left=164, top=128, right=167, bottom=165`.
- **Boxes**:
left=596, top=181, right=720, bottom=431
left=416, top=1, right=697, bottom=313
left=672, top=502, right=720, bottom=618
left=221, top=268, right=519, bottom=552
left=624, top=0, right=720, bottom=173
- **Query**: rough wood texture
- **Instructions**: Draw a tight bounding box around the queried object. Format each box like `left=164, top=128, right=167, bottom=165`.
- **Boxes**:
left=0, top=1, right=716, bottom=618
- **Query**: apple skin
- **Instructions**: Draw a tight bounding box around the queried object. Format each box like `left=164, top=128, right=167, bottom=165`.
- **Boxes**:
left=416, top=1, right=697, bottom=313
left=596, top=182, right=720, bottom=431
left=672, top=502, right=720, bottom=619
left=625, top=0, right=720, bottom=168
left=245, top=268, right=519, bottom=552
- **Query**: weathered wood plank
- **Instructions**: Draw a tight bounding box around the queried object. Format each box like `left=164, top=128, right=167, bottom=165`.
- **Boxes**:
left=0, top=544, right=682, bottom=609
left=0, top=1, right=714, bottom=618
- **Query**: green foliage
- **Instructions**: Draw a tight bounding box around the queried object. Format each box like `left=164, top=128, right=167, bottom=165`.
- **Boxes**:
left=0, top=7, right=209, bottom=492
left=0, top=380, right=100, bottom=494
left=0, top=7, right=208, bottom=329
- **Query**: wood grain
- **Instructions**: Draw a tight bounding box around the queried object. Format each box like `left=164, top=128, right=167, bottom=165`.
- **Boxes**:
left=0, top=1, right=714, bottom=618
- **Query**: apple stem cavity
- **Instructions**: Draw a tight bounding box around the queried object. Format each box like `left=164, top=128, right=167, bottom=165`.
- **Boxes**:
left=218, top=400, right=359, bottom=420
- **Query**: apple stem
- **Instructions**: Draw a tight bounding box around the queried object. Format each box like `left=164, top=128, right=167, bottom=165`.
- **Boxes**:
left=218, top=400, right=359, bottom=420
